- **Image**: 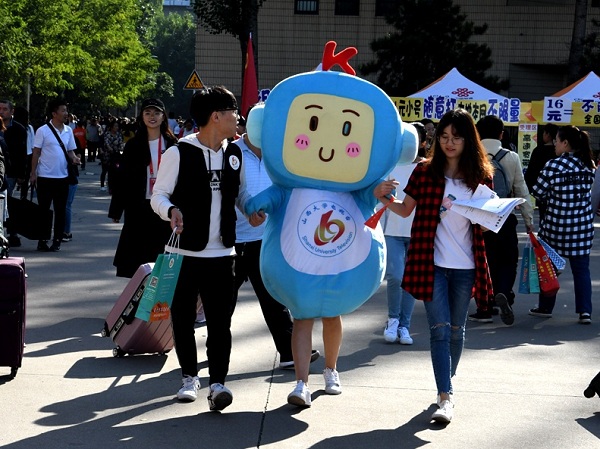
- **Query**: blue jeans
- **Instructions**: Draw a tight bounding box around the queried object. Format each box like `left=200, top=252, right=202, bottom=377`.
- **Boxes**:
left=385, top=235, right=416, bottom=329
left=64, top=183, right=78, bottom=234
left=424, top=266, right=475, bottom=395
left=538, top=254, right=592, bottom=315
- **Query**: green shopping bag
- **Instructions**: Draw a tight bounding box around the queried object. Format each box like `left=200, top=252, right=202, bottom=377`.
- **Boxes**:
left=135, top=232, right=182, bottom=322
left=518, top=242, right=540, bottom=294
left=528, top=245, right=540, bottom=294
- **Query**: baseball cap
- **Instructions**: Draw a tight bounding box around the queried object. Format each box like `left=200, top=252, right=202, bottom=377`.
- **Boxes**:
left=141, top=98, right=165, bottom=113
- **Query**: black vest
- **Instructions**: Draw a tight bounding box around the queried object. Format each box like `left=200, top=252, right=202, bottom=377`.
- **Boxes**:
left=170, top=141, right=242, bottom=251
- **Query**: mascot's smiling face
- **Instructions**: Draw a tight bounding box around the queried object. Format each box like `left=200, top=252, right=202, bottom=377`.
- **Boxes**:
left=246, top=41, right=417, bottom=192
left=283, top=93, right=374, bottom=183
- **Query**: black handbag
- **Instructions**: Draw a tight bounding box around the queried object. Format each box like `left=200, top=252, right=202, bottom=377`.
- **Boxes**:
left=46, top=122, right=79, bottom=185
left=6, top=188, right=53, bottom=241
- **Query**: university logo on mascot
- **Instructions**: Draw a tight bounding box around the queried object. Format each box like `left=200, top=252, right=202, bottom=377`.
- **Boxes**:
left=245, top=41, right=418, bottom=319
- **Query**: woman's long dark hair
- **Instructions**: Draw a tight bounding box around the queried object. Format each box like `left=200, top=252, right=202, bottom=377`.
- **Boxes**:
left=426, top=109, right=493, bottom=192
left=135, top=108, right=177, bottom=166
left=557, top=125, right=596, bottom=170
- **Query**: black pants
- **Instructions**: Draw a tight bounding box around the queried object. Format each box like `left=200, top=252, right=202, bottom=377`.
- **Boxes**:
left=482, top=213, right=519, bottom=306
left=87, top=141, right=99, bottom=162
left=36, top=176, right=69, bottom=242
left=171, top=255, right=236, bottom=384
left=234, top=240, right=293, bottom=362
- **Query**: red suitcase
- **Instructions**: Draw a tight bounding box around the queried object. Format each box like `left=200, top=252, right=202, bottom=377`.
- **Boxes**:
left=0, top=256, right=26, bottom=378
left=102, top=263, right=174, bottom=357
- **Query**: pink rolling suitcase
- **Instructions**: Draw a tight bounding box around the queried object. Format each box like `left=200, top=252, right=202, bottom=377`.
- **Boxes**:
left=102, top=263, right=174, bottom=357
left=0, top=255, right=26, bottom=378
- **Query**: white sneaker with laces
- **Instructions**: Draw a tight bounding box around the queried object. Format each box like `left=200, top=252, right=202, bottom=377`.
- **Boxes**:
left=398, top=326, right=414, bottom=345
left=383, top=318, right=400, bottom=343
left=432, top=400, right=454, bottom=423
left=323, top=368, right=342, bottom=395
left=287, top=381, right=311, bottom=407
left=207, top=383, right=233, bottom=411
left=177, top=375, right=200, bottom=402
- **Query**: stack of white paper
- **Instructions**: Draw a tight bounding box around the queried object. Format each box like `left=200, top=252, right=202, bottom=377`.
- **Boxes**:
left=450, top=184, right=525, bottom=233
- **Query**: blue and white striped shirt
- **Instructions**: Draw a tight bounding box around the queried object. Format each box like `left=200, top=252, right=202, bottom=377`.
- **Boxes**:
left=234, top=136, right=272, bottom=242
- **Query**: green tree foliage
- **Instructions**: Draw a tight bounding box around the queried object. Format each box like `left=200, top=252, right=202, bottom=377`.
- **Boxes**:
left=0, top=0, right=158, bottom=114
left=580, top=20, right=600, bottom=77
left=192, top=0, right=264, bottom=79
left=149, top=11, right=197, bottom=116
left=360, top=0, right=507, bottom=96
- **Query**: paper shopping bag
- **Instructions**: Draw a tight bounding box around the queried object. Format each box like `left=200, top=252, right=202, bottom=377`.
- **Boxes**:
left=529, top=233, right=559, bottom=297
left=528, top=246, right=540, bottom=294
left=518, top=243, right=531, bottom=294
left=135, top=232, right=182, bottom=322
left=518, top=242, right=540, bottom=294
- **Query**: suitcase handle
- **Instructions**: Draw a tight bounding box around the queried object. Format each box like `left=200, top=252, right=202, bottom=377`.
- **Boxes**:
left=108, top=283, right=146, bottom=339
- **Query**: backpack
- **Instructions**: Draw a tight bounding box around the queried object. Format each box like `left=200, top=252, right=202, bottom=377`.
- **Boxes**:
left=489, top=149, right=511, bottom=198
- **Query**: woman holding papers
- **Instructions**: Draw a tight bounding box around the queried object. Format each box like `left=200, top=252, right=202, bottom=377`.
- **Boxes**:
left=529, top=125, right=595, bottom=325
left=374, top=109, right=494, bottom=424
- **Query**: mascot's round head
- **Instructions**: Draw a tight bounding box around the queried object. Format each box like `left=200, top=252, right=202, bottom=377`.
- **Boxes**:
left=247, top=41, right=416, bottom=191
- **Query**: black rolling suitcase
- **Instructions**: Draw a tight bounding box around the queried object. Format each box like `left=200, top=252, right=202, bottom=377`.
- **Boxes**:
left=0, top=237, right=27, bottom=378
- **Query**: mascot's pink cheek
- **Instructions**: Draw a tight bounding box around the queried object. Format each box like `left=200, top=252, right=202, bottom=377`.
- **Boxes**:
left=295, top=134, right=310, bottom=150
left=346, top=143, right=361, bottom=157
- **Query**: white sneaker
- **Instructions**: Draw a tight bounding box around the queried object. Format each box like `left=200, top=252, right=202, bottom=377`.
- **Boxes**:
left=100, top=186, right=107, bottom=192
left=431, top=400, right=454, bottom=423
left=383, top=318, right=400, bottom=342
left=177, top=375, right=200, bottom=402
left=398, top=327, right=414, bottom=345
left=323, top=367, right=342, bottom=395
left=207, top=383, right=233, bottom=411
left=287, top=381, right=311, bottom=407
left=436, top=394, right=454, bottom=407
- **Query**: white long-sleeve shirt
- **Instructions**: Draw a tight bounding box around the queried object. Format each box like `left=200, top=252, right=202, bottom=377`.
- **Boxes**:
left=150, top=133, right=252, bottom=257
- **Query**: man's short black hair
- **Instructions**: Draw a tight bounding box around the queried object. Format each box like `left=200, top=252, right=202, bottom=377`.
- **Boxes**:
left=190, top=86, right=237, bottom=127
left=476, top=115, right=504, bottom=140
left=47, top=97, right=68, bottom=116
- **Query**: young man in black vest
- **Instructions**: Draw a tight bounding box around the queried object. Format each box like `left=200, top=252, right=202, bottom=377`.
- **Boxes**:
left=151, top=86, right=264, bottom=412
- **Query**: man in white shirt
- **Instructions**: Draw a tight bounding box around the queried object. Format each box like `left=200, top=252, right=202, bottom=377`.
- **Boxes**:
left=30, top=98, right=80, bottom=252
left=151, top=86, right=264, bottom=412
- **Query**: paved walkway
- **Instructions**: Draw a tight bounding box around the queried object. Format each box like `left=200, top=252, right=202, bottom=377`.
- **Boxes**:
left=1, top=172, right=600, bottom=448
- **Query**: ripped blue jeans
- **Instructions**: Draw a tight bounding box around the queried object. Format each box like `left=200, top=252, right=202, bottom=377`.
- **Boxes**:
left=423, top=266, right=475, bottom=395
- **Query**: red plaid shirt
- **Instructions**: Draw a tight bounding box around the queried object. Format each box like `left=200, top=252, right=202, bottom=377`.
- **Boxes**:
left=401, top=163, right=493, bottom=310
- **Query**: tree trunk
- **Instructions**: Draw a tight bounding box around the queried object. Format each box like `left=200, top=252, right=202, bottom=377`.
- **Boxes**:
left=567, top=0, right=589, bottom=84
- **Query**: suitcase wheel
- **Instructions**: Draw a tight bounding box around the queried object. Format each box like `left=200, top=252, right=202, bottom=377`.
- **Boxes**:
left=112, top=347, right=126, bottom=358
left=10, top=367, right=18, bottom=379
left=101, top=327, right=108, bottom=338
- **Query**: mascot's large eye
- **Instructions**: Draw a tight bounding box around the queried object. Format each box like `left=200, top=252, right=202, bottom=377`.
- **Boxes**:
left=342, top=121, right=352, bottom=136
left=309, top=116, right=319, bottom=131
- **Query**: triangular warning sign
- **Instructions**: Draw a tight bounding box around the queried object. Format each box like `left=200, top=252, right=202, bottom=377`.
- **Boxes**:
left=184, top=71, right=204, bottom=90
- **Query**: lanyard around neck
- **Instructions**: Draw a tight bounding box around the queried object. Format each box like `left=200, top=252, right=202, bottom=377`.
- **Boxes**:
left=149, top=137, right=162, bottom=176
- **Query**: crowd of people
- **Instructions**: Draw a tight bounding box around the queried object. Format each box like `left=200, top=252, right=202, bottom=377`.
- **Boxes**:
left=0, top=92, right=597, bottom=424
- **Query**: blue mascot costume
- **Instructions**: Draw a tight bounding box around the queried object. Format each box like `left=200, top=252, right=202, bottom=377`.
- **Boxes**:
left=245, top=41, right=417, bottom=319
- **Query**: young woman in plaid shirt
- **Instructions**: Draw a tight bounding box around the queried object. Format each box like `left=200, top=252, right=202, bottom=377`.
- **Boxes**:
left=375, top=109, right=494, bottom=423
left=529, top=125, right=595, bottom=324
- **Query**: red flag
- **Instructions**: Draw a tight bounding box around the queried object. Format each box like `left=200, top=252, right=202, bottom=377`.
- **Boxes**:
left=241, top=34, right=258, bottom=119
